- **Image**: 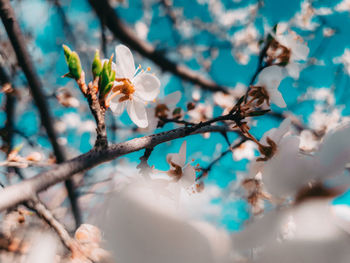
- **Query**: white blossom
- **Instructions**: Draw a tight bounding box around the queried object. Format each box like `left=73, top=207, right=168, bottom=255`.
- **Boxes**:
left=146, top=91, right=182, bottom=131
left=99, top=175, right=232, bottom=263
left=166, top=141, right=196, bottom=189
left=275, top=24, right=310, bottom=79
left=108, top=45, right=161, bottom=128
left=256, top=65, right=286, bottom=108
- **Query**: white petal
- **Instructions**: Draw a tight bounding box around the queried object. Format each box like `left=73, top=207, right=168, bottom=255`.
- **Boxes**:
left=166, top=141, right=187, bottom=167
left=257, top=66, right=283, bottom=87
left=133, top=73, right=161, bottom=101
left=162, top=91, right=182, bottom=106
left=286, top=63, right=300, bottom=79
left=180, top=165, right=196, bottom=188
left=166, top=153, right=181, bottom=167
left=115, top=45, right=135, bottom=80
left=276, top=22, right=288, bottom=35
left=126, top=98, right=148, bottom=128
left=178, top=141, right=187, bottom=167
left=268, top=89, right=287, bottom=108
left=292, top=42, right=309, bottom=61
left=273, top=118, right=292, bottom=143
left=109, top=94, right=127, bottom=116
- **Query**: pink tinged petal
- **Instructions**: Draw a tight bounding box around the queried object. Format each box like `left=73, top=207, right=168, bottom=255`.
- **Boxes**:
left=162, top=91, right=182, bottom=106
left=166, top=141, right=187, bottom=167
left=133, top=73, right=161, bottom=101
left=286, top=62, right=300, bottom=79
left=178, top=141, right=187, bottom=167
left=109, top=94, right=127, bottom=116
left=257, top=66, right=283, bottom=87
left=115, top=44, right=135, bottom=80
left=268, top=89, right=287, bottom=108
left=292, top=42, right=309, bottom=61
left=181, top=165, right=196, bottom=188
left=166, top=153, right=182, bottom=167
left=126, top=99, right=148, bottom=128
left=273, top=118, right=292, bottom=142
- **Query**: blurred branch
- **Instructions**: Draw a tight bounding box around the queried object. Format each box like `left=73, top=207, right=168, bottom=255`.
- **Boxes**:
left=0, top=64, right=15, bottom=154
left=0, top=125, right=239, bottom=212
left=88, top=0, right=229, bottom=93
left=25, top=197, right=78, bottom=252
left=0, top=0, right=81, bottom=228
left=197, top=138, right=247, bottom=180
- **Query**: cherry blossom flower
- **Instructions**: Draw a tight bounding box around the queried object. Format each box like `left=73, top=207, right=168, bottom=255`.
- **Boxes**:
left=166, top=141, right=196, bottom=189
left=253, top=65, right=286, bottom=108
left=232, top=140, right=257, bottom=161
left=107, top=45, right=161, bottom=128
left=188, top=103, right=213, bottom=123
left=232, top=199, right=350, bottom=263
left=99, top=177, right=232, bottom=263
left=274, top=24, right=310, bottom=79
left=146, top=91, right=182, bottom=131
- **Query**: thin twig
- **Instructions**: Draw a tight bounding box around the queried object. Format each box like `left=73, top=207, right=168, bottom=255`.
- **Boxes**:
left=0, top=0, right=81, bottom=228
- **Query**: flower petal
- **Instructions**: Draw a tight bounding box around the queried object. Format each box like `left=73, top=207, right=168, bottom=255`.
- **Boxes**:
left=286, top=62, right=301, bottom=79
left=257, top=66, right=283, bottom=87
left=178, top=141, right=187, bottom=167
left=292, top=42, right=309, bottom=61
left=181, top=165, right=196, bottom=188
left=126, top=98, right=148, bottom=128
left=115, top=45, right=135, bottom=80
left=268, top=89, right=287, bottom=108
left=109, top=94, right=127, bottom=115
left=162, top=91, right=182, bottom=106
left=133, top=73, right=161, bottom=101
left=166, top=141, right=187, bottom=167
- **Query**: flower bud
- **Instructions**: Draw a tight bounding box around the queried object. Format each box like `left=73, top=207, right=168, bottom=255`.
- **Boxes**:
left=68, top=51, right=82, bottom=80
left=62, top=44, right=72, bottom=63
left=92, top=49, right=102, bottom=79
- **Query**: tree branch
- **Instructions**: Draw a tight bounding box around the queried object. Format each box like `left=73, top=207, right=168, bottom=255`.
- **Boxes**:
left=0, top=125, right=237, bottom=211
left=88, top=0, right=229, bottom=93
left=0, top=0, right=81, bottom=228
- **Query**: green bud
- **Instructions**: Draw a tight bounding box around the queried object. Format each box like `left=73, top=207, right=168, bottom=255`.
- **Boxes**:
left=68, top=52, right=82, bottom=80
left=99, top=57, right=116, bottom=96
left=109, top=68, right=116, bottom=82
left=62, top=44, right=72, bottom=63
left=103, top=82, right=114, bottom=95
left=99, top=61, right=109, bottom=92
left=92, top=50, right=102, bottom=78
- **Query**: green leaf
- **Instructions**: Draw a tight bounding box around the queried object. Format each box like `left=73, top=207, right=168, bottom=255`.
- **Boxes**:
left=103, top=82, right=114, bottom=96
left=62, top=44, right=72, bottom=63
left=92, top=50, right=102, bottom=78
left=68, top=52, right=82, bottom=80
left=109, top=69, right=116, bottom=82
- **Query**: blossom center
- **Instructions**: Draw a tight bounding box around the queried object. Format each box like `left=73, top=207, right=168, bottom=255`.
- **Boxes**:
left=168, top=161, right=183, bottom=180
left=155, top=104, right=169, bottom=118
left=112, top=78, right=136, bottom=102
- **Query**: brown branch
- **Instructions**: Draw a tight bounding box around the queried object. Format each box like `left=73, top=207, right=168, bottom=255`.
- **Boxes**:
left=88, top=0, right=229, bottom=93
left=0, top=125, right=238, bottom=212
left=0, top=0, right=81, bottom=228
left=25, top=197, right=76, bottom=251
